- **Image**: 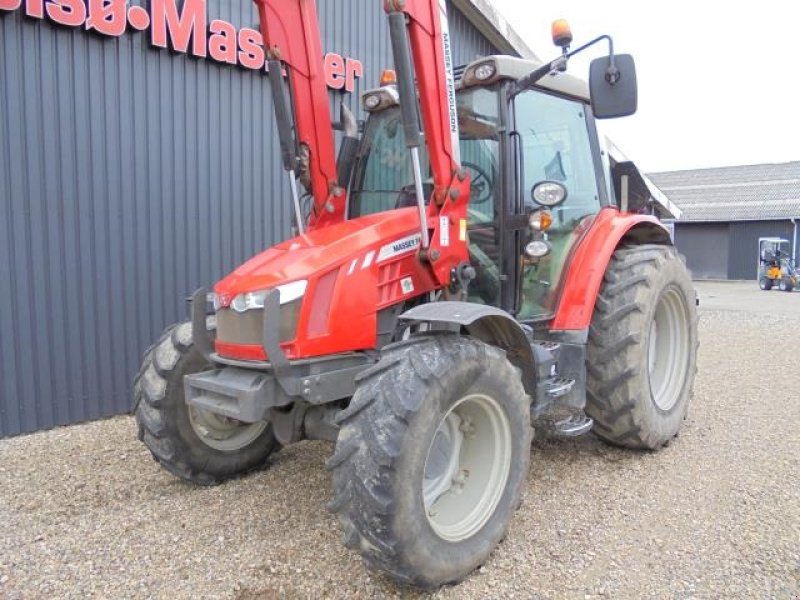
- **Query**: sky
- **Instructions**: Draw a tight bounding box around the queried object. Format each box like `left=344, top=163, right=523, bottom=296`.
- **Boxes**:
left=491, top=0, right=800, bottom=173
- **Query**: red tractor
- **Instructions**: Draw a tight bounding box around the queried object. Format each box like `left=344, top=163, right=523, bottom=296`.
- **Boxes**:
left=134, top=0, right=698, bottom=589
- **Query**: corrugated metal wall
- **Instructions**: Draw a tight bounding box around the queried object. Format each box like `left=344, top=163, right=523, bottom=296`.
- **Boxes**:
left=0, top=1, right=499, bottom=437
left=674, top=223, right=730, bottom=279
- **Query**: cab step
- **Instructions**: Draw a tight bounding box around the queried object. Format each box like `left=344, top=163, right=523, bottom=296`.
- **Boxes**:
left=536, top=413, right=594, bottom=438
left=544, top=377, right=575, bottom=399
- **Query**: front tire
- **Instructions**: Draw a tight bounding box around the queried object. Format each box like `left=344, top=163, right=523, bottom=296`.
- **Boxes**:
left=133, top=321, right=279, bottom=485
left=759, top=277, right=772, bottom=291
left=327, top=335, right=531, bottom=589
left=586, top=245, right=698, bottom=450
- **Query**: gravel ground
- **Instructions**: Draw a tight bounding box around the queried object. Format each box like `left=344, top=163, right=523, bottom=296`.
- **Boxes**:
left=1, top=283, right=799, bottom=599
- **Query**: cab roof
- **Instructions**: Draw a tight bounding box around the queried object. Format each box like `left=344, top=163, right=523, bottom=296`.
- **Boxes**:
left=458, top=55, right=590, bottom=102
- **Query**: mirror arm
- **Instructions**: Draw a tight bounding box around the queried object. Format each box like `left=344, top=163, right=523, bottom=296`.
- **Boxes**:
left=566, top=35, right=619, bottom=84
left=565, top=34, right=613, bottom=61
left=512, top=34, right=618, bottom=97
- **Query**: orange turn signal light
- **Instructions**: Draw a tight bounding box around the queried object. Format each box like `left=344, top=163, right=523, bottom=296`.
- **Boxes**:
left=551, top=19, right=573, bottom=48
left=380, top=69, right=397, bottom=86
left=529, top=210, right=553, bottom=232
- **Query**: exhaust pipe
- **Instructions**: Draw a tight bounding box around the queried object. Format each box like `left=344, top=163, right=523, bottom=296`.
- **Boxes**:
left=336, top=103, right=359, bottom=188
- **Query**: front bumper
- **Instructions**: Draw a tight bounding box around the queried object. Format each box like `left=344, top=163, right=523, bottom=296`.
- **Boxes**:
left=185, top=288, right=372, bottom=423
left=184, top=354, right=373, bottom=423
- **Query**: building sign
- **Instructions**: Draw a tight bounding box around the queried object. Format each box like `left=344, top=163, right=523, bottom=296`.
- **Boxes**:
left=0, top=0, right=363, bottom=92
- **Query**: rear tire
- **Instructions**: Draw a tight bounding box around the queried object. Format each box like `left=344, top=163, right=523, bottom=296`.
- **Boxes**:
left=779, top=278, right=792, bottom=292
left=327, top=335, right=531, bottom=589
left=759, top=277, right=772, bottom=291
left=133, top=321, right=279, bottom=485
left=586, top=245, right=698, bottom=450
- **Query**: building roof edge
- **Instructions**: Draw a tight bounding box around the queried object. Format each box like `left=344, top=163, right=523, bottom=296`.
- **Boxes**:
left=451, top=0, right=538, bottom=60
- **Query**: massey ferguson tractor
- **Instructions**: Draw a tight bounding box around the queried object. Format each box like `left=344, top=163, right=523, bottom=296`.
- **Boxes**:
left=133, top=0, right=698, bottom=589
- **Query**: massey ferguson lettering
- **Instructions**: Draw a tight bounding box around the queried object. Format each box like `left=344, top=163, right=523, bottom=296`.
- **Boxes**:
left=394, top=239, right=418, bottom=252
left=377, top=234, right=422, bottom=263
left=0, top=0, right=363, bottom=90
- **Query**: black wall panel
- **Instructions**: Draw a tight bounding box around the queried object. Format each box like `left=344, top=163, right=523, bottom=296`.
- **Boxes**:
left=674, top=223, right=730, bottom=279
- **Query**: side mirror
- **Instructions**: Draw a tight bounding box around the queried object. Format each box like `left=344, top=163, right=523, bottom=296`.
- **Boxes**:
left=589, top=54, right=637, bottom=119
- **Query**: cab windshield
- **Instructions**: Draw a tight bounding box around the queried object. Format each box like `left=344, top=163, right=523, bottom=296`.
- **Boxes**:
left=348, top=86, right=500, bottom=222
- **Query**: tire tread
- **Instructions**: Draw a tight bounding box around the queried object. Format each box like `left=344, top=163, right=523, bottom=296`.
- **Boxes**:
left=133, top=321, right=277, bottom=485
left=328, top=335, right=529, bottom=589
left=586, top=244, right=699, bottom=450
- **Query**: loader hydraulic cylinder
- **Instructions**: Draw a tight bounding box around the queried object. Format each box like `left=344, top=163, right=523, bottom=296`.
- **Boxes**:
left=388, top=10, right=429, bottom=250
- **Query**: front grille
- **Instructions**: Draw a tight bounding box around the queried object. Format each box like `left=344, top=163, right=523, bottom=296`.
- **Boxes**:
left=216, top=308, right=264, bottom=346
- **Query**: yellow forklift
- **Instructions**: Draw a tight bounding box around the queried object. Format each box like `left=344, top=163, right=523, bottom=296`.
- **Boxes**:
left=758, top=237, right=798, bottom=291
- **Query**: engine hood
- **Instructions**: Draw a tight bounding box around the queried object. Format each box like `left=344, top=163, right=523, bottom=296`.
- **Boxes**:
left=214, top=207, right=422, bottom=301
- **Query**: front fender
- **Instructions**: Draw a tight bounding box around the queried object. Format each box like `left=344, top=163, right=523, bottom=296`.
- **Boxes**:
left=400, top=302, right=536, bottom=393
left=551, top=207, right=672, bottom=331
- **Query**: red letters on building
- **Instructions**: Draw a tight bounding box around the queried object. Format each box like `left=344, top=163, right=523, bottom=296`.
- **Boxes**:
left=325, top=53, right=346, bottom=90
left=208, top=19, right=237, bottom=64
left=4, top=0, right=362, bottom=91
left=85, top=0, right=126, bottom=37
left=150, top=0, right=207, bottom=58
left=324, top=53, right=364, bottom=93
left=345, top=58, right=364, bottom=93
left=23, top=0, right=44, bottom=19
left=46, top=0, right=86, bottom=27
left=0, top=0, right=23, bottom=12
left=238, top=28, right=265, bottom=71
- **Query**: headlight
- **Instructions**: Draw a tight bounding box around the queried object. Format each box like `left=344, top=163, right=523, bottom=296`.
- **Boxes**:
left=474, top=62, right=496, bottom=81
left=531, top=180, right=568, bottom=207
left=208, top=292, right=223, bottom=311
left=364, top=93, right=381, bottom=110
left=462, top=60, right=498, bottom=87
left=230, top=280, right=308, bottom=313
left=525, top=240, right=552, bottom=258
left=361, top=86, right=399, bottom=112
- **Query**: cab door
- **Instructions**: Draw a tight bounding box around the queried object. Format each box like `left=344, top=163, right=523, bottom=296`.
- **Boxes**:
left=512, top=89, right=605, bottom=320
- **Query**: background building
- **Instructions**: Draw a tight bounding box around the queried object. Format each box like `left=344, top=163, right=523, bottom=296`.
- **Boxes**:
left=650, top=162, right=800, bottom=280
left=0, top=0, right=533, bottom=437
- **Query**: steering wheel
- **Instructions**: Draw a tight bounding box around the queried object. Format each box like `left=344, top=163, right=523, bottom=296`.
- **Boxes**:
left=462, top=161, right=493, bottom=205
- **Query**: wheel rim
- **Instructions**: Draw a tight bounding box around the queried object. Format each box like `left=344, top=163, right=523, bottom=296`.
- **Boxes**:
left=422, top=393, right=512, bottom=542
left=188, top=406, right=268, bottom=452
left=648, top=287, right=690, bottom=412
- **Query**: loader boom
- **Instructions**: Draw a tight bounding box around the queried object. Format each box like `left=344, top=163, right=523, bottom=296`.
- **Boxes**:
left=253, top=0, right=343, bottom=229
left=385, top=0, right=462, bottom=204
left=384, top=0, right=472, bottom=285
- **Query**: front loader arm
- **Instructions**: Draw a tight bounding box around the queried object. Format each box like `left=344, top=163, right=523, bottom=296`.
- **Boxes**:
left=384, top=0, right=472, bottom=286
left=253, top=0, right=343, bottom=229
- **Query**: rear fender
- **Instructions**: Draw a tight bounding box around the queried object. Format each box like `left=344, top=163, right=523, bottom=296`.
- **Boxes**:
left=400, top=302, right=536, bottom=394
left=551, top=208, right=672, bottom=331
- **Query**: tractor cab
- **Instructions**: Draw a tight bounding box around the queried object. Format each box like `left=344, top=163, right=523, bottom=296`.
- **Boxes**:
left=349, top=54, right=634, bottom=321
